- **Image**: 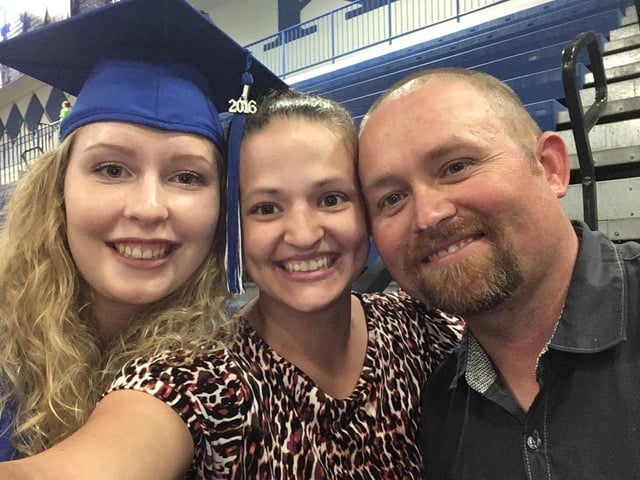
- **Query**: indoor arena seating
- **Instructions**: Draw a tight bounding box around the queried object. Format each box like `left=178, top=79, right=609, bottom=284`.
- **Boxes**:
left=557, top=3, right=640, bottom=242
left=292, top=0, right=627, bottom=127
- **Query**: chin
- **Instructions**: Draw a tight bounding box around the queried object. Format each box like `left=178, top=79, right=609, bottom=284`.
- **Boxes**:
left=115, top=289, right=172, bottom=306
left=280, top=292, right=342, bottom=314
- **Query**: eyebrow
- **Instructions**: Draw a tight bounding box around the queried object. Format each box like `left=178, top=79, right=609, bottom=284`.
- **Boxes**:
left=82, top=143, right=215, bottom=166
left=426, top=140, right=474, bottom=161
left=312, top=176, right=354, bottom=189
left=170, top=153, right=217, bottom=167
left=82, top=142, right=133, bottom=155
left=243, top=186, right=280, bottom=197
left=361, top=138, right=477, bottom=193
left=362, top=173, right=403, bottom=194
left=244, top=176, right=353, bottom=194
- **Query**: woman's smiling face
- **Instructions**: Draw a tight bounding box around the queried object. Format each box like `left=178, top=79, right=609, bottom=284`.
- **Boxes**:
left=240, top=117, right=369, bottom=315
left=64, top=121, right=220, bottom=330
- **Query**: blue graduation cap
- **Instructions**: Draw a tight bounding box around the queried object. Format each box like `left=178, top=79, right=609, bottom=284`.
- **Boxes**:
left=0, top=0, right=287, bottom=294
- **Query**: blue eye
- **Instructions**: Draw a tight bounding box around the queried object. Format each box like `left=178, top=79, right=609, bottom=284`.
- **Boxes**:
left=374, top=191, right=408, bottom=215
left=383, top=192, right=404, bottom=206
left=444, top=161, right=472, bottom=177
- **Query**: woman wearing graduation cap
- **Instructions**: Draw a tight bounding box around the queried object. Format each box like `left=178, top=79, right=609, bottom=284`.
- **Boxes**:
left=0, top=0, right=282, bottom=463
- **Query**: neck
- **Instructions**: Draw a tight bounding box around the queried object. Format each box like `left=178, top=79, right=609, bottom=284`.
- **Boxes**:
left=467, top=226, right=579, bottom=411
left=91, top=297, right=137, bottom=347
left=249, top=292, right=368, bottom=399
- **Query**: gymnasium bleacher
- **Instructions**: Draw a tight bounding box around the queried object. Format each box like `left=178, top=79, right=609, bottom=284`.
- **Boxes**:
left=558, top=3, right=640, bottom=242
left=292, top=0, right=624, bottom=124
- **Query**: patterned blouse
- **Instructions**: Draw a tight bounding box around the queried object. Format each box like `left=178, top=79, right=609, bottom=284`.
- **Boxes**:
left=106, top=291, right=464, bottom=479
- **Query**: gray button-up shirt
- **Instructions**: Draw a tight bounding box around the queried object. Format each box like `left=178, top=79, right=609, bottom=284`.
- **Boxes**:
left=421, top=222, right=640, bottom=480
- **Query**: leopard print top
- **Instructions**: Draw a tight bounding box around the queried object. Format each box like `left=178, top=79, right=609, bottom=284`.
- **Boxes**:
left=106, top=290, right=464, bottom=479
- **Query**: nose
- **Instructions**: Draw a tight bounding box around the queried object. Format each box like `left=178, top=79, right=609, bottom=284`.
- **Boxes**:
left=413, top=186, right=456, bottom=232
left=283, top=206, right=323, bottom=248
left=123, top=176, right=169, bottom=224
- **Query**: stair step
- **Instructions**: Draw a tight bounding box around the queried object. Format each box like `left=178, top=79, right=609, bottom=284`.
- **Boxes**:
left=558, top=118, right=640, bottom=159
left=602, top=48, right=640, bottom=69
left=624, top=4, right=638, bottom=20
left=621, top=9, right=638, bottom=26
left=566, top=144, right=640, bottom=170
left=610, top=22, right=640, bottom=41
left=557, top=96, right=640, bottom=124
left=561, top=177, right=640, bottom=240
left=605, top=32, right=640, bottom=53
left=579, top=77, right=640, bottom=104
left=585, top=60, right=640, bottom=84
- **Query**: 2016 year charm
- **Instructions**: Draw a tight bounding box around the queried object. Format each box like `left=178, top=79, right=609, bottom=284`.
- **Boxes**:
left=229, top=84, right=257, bottom=114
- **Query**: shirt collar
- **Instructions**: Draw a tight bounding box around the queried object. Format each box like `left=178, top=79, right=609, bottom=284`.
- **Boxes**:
left=450, top=221, right=628, bottom=390
left=550, top=221, right=627, bottom=352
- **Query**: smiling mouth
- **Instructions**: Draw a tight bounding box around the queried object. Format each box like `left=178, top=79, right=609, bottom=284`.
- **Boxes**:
left=281, top=255, right=335, bottom=273
left=111, top=243, right=175, bottom=260
left=426, top=236, right=479, bottom=263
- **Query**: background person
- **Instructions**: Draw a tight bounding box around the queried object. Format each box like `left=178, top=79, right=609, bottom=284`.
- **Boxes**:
left=357, top=67, right=640, bottom=479
left=58, top=99, right=71, bottom=120
left=0, top=0, right=282, bottom=462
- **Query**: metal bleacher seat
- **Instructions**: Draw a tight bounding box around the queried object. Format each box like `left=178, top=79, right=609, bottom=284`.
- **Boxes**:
left=293, top=0, right=627, bottom=129
left=297, top=0, right=624, bottom=94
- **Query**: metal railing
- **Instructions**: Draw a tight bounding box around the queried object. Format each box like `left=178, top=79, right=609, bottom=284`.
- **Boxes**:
left=561, top=31, right=608, bottom=231
left=246, top=0, right=510, bottom=78
left=0, top=122, right=59, bottom=186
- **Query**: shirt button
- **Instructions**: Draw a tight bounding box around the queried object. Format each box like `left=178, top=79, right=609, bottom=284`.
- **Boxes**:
left=527, top=430, right=543, bottom=450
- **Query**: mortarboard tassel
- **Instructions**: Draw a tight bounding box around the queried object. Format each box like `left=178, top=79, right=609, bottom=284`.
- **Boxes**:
left=225, top=53, right=256, bottom=295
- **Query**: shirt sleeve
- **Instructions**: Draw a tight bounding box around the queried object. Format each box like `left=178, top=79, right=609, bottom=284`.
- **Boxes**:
left=104, top=348, right=249, bottom=457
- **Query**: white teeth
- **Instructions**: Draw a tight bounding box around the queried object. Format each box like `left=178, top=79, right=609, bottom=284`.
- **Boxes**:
left=283, top=256, right=331, bottom=273
left=428, top=238, right=474, bottom=262
left=115, top=243, right=169, bottom=260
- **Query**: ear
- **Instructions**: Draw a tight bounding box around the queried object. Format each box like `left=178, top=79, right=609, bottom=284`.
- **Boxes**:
left=535, top=131, right=570, bottom=198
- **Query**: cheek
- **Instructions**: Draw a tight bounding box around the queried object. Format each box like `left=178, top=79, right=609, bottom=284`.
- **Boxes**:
left=370, top=216, right=405, bottom=257
left=240, top=221, right=275, bottom=273
left=182, top=196, right=220, bottom=247
left=63, top=175, right=87, bottom=232
left=64, top=175, right=125, bottom=234
left=347, top=214, right=371, bottom=265
left=64, top=190, right=114, bottom=240
left=468, top=185, right=530, bottom=229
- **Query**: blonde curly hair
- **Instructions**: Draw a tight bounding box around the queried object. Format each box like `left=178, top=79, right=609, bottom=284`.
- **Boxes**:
left=0, top=131, right=230, bottom=456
